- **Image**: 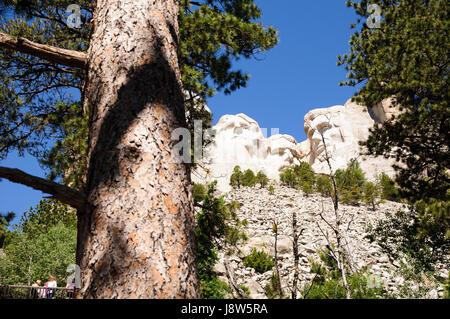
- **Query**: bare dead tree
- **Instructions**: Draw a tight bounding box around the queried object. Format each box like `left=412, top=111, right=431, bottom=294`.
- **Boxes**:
left=313, top=123, right=359, bottom=299
left=272, top=219, right=283, bottom=298
left=291, top=211, right=304, bottom=299
left=223, top=256, right=247, bottom=299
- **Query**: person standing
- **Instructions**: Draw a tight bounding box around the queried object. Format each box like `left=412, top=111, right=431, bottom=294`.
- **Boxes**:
left=45, top=276, right=57, bottom=299
left=66, top=279, right=75, bottom=299
left=31, top=280, right=41, bottom=299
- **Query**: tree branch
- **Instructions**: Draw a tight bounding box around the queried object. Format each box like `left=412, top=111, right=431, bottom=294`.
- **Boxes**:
left=0, top=166, right=86, bottom=212
left=0, top=31, right=87, bottom=68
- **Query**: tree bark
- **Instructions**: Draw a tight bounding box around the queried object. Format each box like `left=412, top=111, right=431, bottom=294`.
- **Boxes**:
left=0, top=31, right=86, bottom=68
left=76, top=0, right=199, bottom=298
left=0, top=166, right=86, bottom=211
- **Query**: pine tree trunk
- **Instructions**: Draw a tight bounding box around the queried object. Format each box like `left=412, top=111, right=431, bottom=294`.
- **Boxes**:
left=76, top=0, right=199, bottom=298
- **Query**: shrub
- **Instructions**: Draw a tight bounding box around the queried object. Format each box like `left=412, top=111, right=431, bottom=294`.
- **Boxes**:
left=268, top=185, right=275, bottom=195
left=379, top=172, right=400, bottom=202
left=200, top=274, right=230, bottom=299
left=302, top=181, right=313, bottom=197
left=243, top=248, right=274, bottom=274
left=302, top=248, right=387, bottom=299
left=193, top=183, right=206, bottom=203
left=316, top=175, right=332, bottom=197
left=363, top=181, right=381, bottom=210
left=241, top=169, right=256, bottom=187
left=264, top=272, right=285, bottom=299
left=280, top=162, right=316, bottom=189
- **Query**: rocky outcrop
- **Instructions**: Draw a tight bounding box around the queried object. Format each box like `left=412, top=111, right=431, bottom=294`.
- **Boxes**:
left=301, top=99, right=398, bottom=178
left=192, top=98, right=400, bottom=192
left=192, top=114, right=302, bottom=192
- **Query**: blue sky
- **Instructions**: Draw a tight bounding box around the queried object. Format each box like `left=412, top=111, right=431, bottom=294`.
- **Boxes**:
left=0, top=1, right=362, bottom=224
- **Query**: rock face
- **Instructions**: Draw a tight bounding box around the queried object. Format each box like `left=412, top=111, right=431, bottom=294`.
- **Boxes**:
left=193, top=99, right=399, bottom=192
left=192, top=114, right=302, bottom=192
left=301, top=99, right=398, bottom=178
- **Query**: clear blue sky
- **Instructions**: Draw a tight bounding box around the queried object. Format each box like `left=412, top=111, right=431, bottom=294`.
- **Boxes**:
left=0, top=1, right=361, bottom=224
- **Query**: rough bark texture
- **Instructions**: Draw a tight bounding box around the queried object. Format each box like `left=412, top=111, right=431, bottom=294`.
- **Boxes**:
left=76, top=0, right=199, bottom=298
left=0, top=166, right=86, bottom=211
left=0, top=31, right=86, bottom=68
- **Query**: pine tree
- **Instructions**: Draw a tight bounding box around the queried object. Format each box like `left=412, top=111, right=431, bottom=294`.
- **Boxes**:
left=363, top=181, right=381, bottom=210
left=255, top=171, right=269, bottom=188
left=339, top=0, right=449, bottom=258
left=230, top=165, right=243, bottom=189
left=0, top=1, right=278, bottom=298
left=241, top=169, right=256, bottom=187
left=338, top=0, right=449, bottom=203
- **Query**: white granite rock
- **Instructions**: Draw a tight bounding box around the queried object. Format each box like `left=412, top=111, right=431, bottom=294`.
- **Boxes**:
left=192, top=98, right=400, bottom=192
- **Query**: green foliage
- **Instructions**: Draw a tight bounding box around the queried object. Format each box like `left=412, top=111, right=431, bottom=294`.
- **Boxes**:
left=366, top=207, right=449, bottom=273
left=255, top=171, right=269, bottom=188
left=379, top=172, right=400, bottom=202
left=444, top=274, right=450, bottom=299
left=243, top=248, right=274, bottom=274
left=0, top=0, right=278, bottom=189
left=363, top=181, right=381, bottom=210
left=294, top=162, right=315, bottom=186
left=279, top=162, right=316, bottom=191
left=241, top=169, right=256, bottom=187
left=335, top=159, right=366, bottom=205
left=268, top=184, right=275, bottom=195
left=302, top=182, right=313, bottom=197
left=0, top=211, right=15, bottom=248
left=194, top=181, right=247, bottom=299
left=193, top=183, right=207, bottom=203
left=279, top=168, right=296, bottom=188
left=0, top=199, right=77, bottom=285
left=264, top=271, right=284, bottom=299
left=230, top=165, right=243, bottom=188
left=339, top=0, right=449, bottom=203
left=238, top=284, right=250, bottom=299
left=199, top=274, right=231, bottom=299
left=0, top=222, right=76, bottom=285
left=316, top=175, right=332, bottom=197
left=303, top=248, right=387, bottom=299
left=20, top=199, right=77, bottom=236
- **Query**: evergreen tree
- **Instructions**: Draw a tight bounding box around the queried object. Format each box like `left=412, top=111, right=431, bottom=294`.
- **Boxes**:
left=0, top=0, right=279, bottom=189
left=335, top=159, right=366, bottom=205
left=0, top=212, right=15, bottom=248
left=255, top=170, right=269, bottom=188
left=230, top=165, right=243, bottom=189
left=241, top=169, right=256, bottom=187
left=338, top=0, right=449, bottom=203
left=316, top=175, right=332, bottom=197
left=194, top=181, right=247, bottom=299
left=339, top=0, right=449, bottom=260
left=379, top=172, right=400, bottom=202
left=363, top=181, right=381, bottom=210
left=294, top=162, right=315, bottom=187
left=0, top=1, right=278, bottom=297
left=279, top=168, right=296, bottom=188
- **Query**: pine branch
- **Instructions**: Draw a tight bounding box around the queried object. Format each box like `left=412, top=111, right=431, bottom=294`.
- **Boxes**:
left=0, top=166, right=86, bottom=212
left=0, top=31, right=87, bottom=68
